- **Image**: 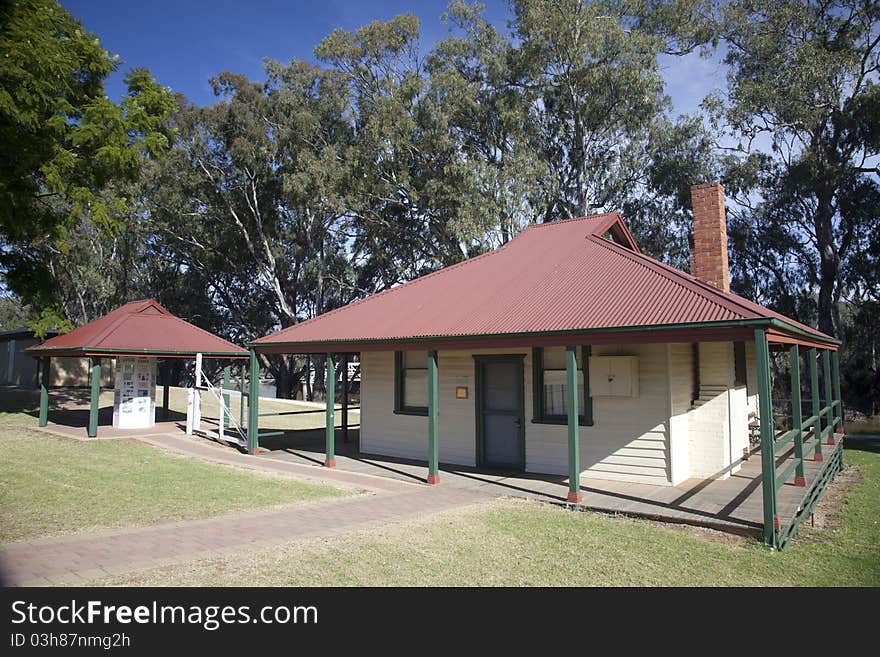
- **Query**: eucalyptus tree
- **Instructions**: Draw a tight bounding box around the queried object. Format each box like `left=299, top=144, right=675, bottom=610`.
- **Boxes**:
left=711, top=0, right=880, bottom=339
left=315, top=14, right=498, bottom=294
left=426, top=1, right=548, bottom=248
left=144, top=61, right=355, bottom=396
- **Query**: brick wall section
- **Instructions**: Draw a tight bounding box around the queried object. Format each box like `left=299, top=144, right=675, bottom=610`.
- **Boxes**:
left=690, top=182, right=730, bottom=293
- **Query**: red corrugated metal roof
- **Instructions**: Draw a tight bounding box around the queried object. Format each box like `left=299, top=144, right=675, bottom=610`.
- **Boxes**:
left=26, top=299, right=248, bottom=358
left=253, top=213, right=835, bottom=349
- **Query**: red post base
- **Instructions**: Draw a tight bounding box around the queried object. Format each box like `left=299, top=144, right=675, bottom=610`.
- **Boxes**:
left=250, top=448, right=260, bottom=455
left=324, top=459, right=336, bottom=468
left=426, top=473, right=440, bottom=485
left=835, top=427, right=845, bottom=434
left=826, top=436, right=836, bottom=445
left=773, top=515, right=781, bottom=530
left=567, top=491, right=583, bottom=505
left=813, top=453, right=825, bottom=462
left=794, top=475, right=807, bottom=487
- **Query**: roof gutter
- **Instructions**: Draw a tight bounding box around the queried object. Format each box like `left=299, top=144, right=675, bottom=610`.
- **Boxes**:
left=767, top=317, right=840, bottom=346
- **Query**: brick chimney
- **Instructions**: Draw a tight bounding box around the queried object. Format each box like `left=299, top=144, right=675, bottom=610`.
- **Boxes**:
left=690, top=182, right=730, bottom=293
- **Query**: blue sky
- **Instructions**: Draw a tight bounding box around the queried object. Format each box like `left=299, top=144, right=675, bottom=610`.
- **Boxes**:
left=61, top=0, right=726, bottom=116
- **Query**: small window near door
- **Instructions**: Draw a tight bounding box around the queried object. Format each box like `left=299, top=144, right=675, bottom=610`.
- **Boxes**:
left=532, top=346, right=593, bottom=425
left=394, top=350, right=428, bottom=415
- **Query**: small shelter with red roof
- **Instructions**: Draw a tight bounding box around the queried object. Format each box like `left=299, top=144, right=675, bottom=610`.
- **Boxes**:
left=26, top=300, right=247, bottom=437
left=249, top=183, right=845, bottom=549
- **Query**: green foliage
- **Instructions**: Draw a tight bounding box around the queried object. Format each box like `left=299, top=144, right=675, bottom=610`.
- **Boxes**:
left=0, top=295, right=30, bottom=330
left=714, top=0, right=880, bottom=339
left=0, top=0, right=175, bottom=239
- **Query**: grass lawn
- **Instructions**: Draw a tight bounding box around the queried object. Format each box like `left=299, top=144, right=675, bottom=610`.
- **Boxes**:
left=0, top=426, right=347, bottom=543
left=84, top=445, right=880, bottom=587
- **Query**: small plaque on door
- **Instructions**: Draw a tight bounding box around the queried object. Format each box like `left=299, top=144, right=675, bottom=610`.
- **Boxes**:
left=455, top=386, right=469, bottom=399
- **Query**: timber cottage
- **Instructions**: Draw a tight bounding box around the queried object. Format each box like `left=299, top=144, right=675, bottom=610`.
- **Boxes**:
left=250, top=183, right=845, bottom=549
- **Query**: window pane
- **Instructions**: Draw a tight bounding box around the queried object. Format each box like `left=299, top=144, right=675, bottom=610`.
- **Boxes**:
left=403, top=369, right=428, bottom=408
left=543, top=369, right=584, bottom=416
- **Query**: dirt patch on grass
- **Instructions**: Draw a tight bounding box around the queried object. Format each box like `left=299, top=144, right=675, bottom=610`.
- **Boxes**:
left=810, top=463, right=861, bottom=531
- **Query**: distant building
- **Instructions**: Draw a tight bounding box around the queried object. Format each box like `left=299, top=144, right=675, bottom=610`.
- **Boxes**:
left=1, top=328, right=113, bottom=387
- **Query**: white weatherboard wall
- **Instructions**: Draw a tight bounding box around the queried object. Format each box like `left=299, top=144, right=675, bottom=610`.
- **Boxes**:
left=667, top=343, right=693, bottom=485
left=360, top=343, right=674, bottom=486
left=682, top=342, right=750, bottom=480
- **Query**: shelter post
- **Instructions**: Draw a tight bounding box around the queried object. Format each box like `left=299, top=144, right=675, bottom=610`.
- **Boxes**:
left=239, top=364, right=246, bottom=427
left=161, top=360, right=170, bottom=420
left=341, top=354, right=349, bottom=444
left=88, top=357, right=101, bottom=438
left=566, top=345, right=582, bottom=505
left=427, top=350, right=440, bottom=484
left=325, top=353, right=336, bottom=467
left=247, top=349, right=260, bottom=454
left=38, top=357, right=50, bottom=427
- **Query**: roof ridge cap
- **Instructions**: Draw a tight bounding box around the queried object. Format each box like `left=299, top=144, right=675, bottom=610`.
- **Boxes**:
left=526, top=212, right=618, bottom=230
left=587, top=235, right=759, bottom=320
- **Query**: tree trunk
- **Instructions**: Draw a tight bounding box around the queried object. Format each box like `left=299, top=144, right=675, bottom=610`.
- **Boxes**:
left=815, top=193, right=839, bottom=337
left=275, top=360, right=295, bottom=399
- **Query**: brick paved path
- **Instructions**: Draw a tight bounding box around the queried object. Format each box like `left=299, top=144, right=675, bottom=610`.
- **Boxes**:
left=1, top=432, right=491, bottom=586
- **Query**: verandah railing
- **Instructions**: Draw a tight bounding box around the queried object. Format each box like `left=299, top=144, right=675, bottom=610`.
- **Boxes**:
left=755, top=332, right=845, bottom=549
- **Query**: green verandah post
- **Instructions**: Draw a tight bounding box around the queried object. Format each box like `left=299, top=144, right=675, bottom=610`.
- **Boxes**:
left=87, top=357, right=101, bottom=438
left=427, top=349, right=440, bottom=484
left=247, top=349, right=259, bottom=454
left=809, top=348, right=823, bottom=462
left=325, top=353, right=336, bottom=468
left=755, top=329, right=778, bottom=548
left=38, top=357, right=50, bottom=427
left=789, top=345, right=806, bottom=486
left=822, top=350, right=834, bottom=445
left=831, top=349, right=844, bottom=466
left=565, top=345, right=582, bottom=505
